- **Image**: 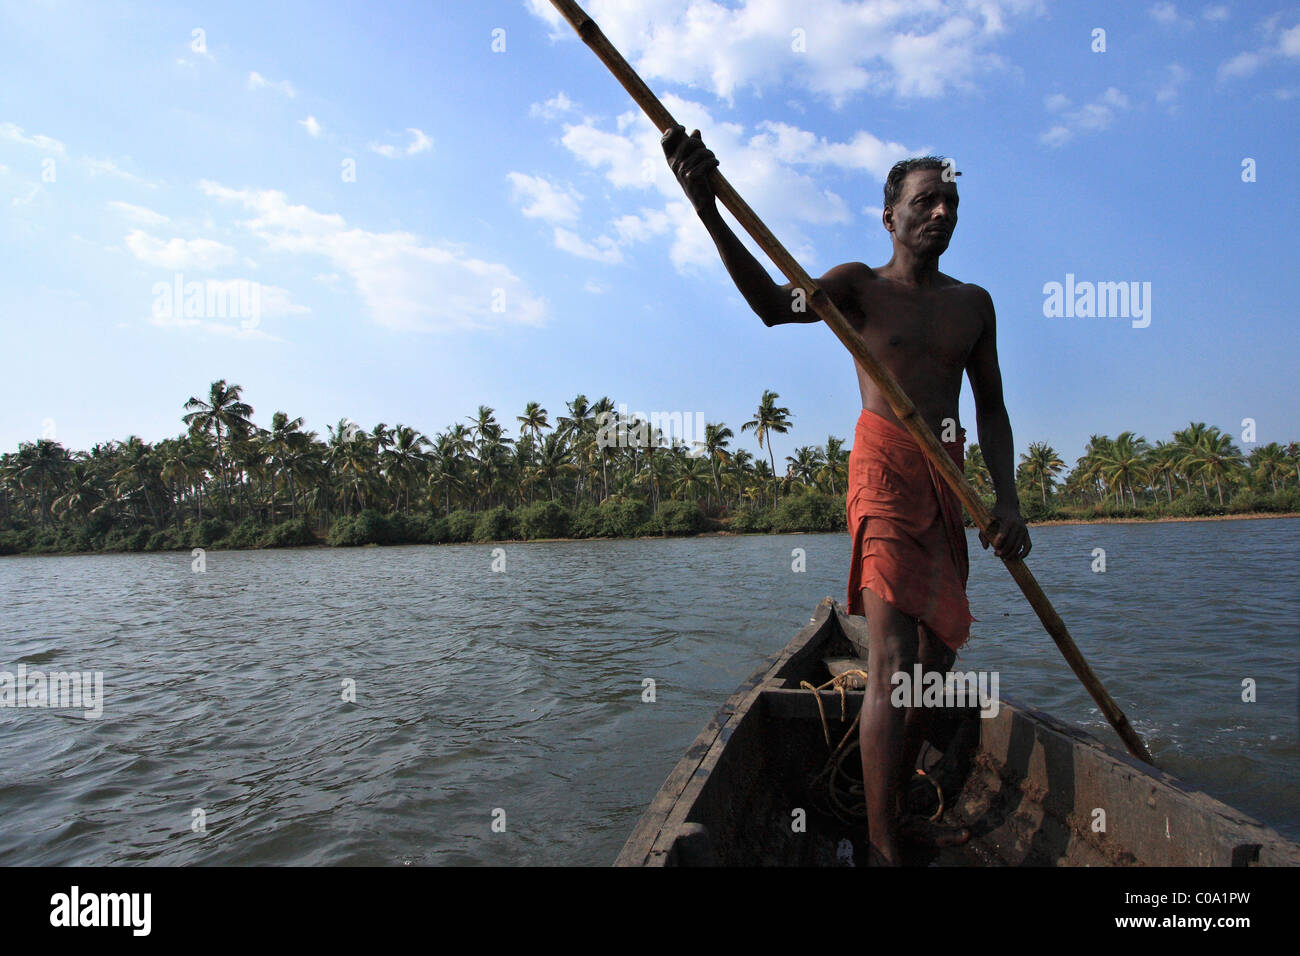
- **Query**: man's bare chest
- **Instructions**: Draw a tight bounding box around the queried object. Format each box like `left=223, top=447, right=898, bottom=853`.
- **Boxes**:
left=850, top=285, right=984, bottom=367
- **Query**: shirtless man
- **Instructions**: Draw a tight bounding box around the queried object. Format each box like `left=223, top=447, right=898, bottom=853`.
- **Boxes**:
left=663, top=126, right=1031, bottom=865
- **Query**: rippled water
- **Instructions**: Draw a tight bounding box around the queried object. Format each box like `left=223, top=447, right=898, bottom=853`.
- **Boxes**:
left=1, top=518, right=1296, bottom=865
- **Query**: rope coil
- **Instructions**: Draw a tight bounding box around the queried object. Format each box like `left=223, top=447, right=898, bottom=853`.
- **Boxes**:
left=801, top=670, right=944, bottom=825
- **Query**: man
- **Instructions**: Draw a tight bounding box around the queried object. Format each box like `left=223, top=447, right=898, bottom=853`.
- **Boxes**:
left=663, top=127, right=1030, bottom=865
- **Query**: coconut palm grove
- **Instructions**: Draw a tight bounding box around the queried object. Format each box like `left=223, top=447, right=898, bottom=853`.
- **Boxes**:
left=2, top=378, right=1296, bottom=556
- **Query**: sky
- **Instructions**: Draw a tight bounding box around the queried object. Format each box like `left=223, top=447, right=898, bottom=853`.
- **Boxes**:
left=1, top=0, right=1297, bottom=474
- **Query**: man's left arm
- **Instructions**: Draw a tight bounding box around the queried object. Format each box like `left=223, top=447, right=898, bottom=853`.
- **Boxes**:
left=965, top=287, right=1031, bottom=561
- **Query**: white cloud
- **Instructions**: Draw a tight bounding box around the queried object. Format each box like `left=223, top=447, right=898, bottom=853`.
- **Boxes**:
left=1217, top=50, right=1264, bottom=81
left=0, top=122, right=66, bottom=154
left=1044, top=92, right=1071, bottom=112
left=1202, top=5, right=1229, bottom=22
left=299, top=116, right=322, bottom=137
left=1156, top=63, right=1190, bottom=109
left=369, top=128, right=432, bottom=158
left=81, top=156, right=151, bottom=184
left=1217, top=17, right=1300, bottom=82
left=544, top=93, right=918, bottom=271
left=507, top=172, right=583, bottom=224
left=1281, top=23, right=1300, bottom=57
left=530, top=92, right=577, bottom=119
left=554, top=228, right=623, bottom=263
left=107, top=201, right=169, bottom=226
left=1039, top=87, right=1129, bottom=147
left=247, top=71, right=296, bottom=97
left=200, top=180, right=546, bottom=332
left=406, top=128, right=433, bottom=154
left=584, top=279, right=607, bottom=294
left=524, top=0, right=1043, bottom=105
left=1149, top=3, right=1189, bottom=27
left=125, top=230, right=239, bottom=270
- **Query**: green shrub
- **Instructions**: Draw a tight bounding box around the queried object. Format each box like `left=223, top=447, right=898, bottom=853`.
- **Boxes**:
left=472, top=505, right=519, bottom=542
left=653, top=500, right=709, bottom=536
left=105, top=526, right=151, bottom=552
left=0, top=527, right=35, bottom=555
left=770, top=492, right=845, bottom=533
left=386, top=513, right=428, bottom=544
left=569, top=503, right=603, bottom=538
left=444, top=510, right=478, bottom=543
left=260, top=517, right=316, bottom=548
left=1020, top=497, right=1059, bottom=523
left=519, top=500, right=570, bottom=540
left=1228, top=491, right=1261, bottom=515
left=597, top=499, right=649, bottom=537
left=1161, top=493, right=1213, bottom=518
left=146, top=529, right=183, bottom=551
left=190, top=518, right=228, bottom=548
left=328, top=509, right=393, bottom=546
left=425, top=515, right=451, bottom=543
left=728, top=504, right=773, bottom=533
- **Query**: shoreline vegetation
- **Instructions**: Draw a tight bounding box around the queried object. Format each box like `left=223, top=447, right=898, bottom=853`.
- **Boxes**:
left=4, top=379, right=1298, bottom=558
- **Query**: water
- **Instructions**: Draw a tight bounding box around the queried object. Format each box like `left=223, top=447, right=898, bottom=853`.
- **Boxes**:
left=1, top=518, right=1296, bottom=865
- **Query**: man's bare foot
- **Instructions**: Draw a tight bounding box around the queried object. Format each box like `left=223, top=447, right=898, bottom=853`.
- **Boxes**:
left=897, top=815, right=970, bottom=848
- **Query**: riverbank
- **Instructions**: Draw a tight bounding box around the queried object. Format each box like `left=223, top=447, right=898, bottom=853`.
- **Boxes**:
left=1029, top=511, right=1300, bottom=527
left=2, top=508, right=1297, bottom=558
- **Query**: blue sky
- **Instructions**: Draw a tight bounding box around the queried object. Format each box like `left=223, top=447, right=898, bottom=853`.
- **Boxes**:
left=2, top=0, right=1297, bottom=474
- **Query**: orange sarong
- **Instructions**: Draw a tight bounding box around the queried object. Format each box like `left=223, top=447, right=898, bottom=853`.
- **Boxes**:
left=846, top=408, right=975, bottom=652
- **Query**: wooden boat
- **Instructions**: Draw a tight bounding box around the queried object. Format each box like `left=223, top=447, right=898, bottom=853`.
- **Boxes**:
left=616, top=597, right=1300, bottom=867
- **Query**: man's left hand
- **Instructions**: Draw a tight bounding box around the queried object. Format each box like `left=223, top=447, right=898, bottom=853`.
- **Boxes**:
left=979, top=502, right=1031, bottom=561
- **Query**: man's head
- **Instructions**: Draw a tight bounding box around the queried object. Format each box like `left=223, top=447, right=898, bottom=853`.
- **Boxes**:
left=882, top=156, right=959, bottom=256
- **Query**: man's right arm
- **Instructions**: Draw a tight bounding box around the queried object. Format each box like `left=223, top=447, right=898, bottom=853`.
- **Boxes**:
left=663, top=125, right=862, bottom=327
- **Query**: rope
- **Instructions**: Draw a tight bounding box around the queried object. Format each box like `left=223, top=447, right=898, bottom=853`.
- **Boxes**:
left=800, top=669, right=945, bottom=826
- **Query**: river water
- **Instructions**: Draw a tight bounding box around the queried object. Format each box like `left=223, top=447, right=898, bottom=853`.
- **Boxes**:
left=1, top=518, right=1296, bottom=865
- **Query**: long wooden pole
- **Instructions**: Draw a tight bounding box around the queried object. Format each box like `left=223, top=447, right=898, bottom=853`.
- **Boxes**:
left=547, top=0, right=1153, bottom=765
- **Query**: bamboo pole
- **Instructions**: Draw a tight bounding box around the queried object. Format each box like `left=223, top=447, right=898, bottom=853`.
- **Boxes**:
left=546, top=0, right=1153, bottom=765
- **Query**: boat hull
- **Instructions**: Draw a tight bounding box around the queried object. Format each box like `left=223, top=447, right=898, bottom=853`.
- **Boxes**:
left=616, top=598, right=1300, bottom=867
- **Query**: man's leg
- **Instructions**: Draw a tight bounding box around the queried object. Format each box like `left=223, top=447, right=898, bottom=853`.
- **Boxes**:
left=898, top=623, right=955, bottom=790
left=858, top=585, right=918, bottom=866
left=895, top=623, right=970, bottom=847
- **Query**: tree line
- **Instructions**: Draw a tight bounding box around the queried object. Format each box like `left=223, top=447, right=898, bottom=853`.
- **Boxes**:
left=2, top=379, right=1296, bottom=555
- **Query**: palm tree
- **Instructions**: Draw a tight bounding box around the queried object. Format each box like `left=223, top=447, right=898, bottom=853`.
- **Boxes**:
left=964, top=443, right=993, bottom=498
left=1173, top=422, right=1215, bottom=497
left=670, top=454, right=709, bottom=503
left=1094, top=432, right=1150, bottom=508
left=1185, top=431, right=1245, bottom=505
left=383, top=424, right=429, bottom=513
left=1018, top=441, right=1066, bottom=505
left=741, top=390, right=792, bottom=507
left=112, top=436, right=164, bottom=529
left=701, top=422, right=734, bottom=507
left=517, top=402, right=549, bottom=455
left=15, top=439, right=72, bottom=527
left=818, top=436, right=848, bottom=496
left=182, top=380, right=253, bottom=515
left=51, top=461, right=105, bottom=526
left=1248, top=443, right=1287, bottom=495
left=785, top=445, right=823, bottom=491
left=263, top=411, right=312, bottom=519
left=1144, top=440, right=1181, bottom=503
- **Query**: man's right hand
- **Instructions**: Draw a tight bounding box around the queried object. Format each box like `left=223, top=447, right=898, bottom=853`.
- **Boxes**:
left=662, top=125, right=719, bottom=213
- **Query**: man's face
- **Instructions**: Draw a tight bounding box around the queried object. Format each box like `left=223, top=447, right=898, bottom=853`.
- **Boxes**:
left=884, top=168, right=959, bottom=256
